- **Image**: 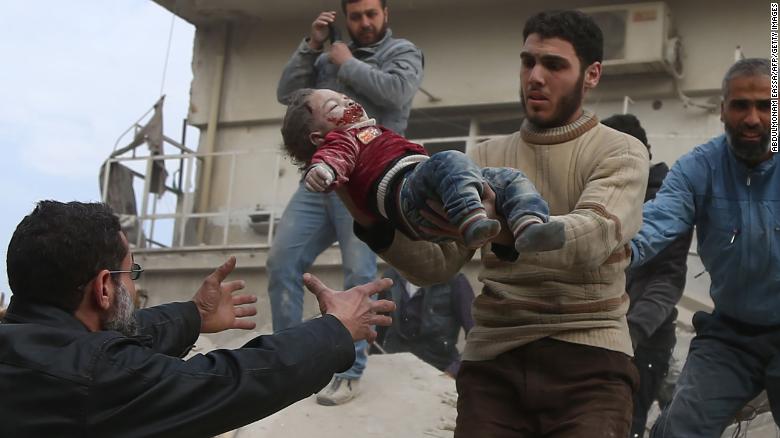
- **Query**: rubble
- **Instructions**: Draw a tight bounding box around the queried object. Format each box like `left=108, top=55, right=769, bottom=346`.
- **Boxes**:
left=642, top=324, right=778, bottom=438
left=209, top=351, right=457, bottom=438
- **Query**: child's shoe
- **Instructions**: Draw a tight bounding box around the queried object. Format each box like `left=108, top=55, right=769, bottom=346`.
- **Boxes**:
left=514, top=221, right=566, bottom=253
left=460, top=211, right=501, bottom=249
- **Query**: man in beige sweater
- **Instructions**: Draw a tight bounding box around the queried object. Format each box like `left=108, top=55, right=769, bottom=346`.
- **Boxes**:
left=340, top=10, right=648, bottom=437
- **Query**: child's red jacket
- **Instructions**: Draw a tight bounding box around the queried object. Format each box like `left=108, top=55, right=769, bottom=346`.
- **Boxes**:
left=310, top=122, right=427, bottom=219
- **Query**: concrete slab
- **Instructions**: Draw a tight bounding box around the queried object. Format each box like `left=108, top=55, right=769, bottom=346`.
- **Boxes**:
left=227, top=353, right=457, bottom=438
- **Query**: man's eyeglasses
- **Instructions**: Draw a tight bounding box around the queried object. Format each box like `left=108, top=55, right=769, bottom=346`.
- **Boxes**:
left=109, top=263, right=144, bottom=281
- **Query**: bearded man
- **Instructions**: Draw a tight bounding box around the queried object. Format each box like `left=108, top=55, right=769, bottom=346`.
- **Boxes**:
left=272, top=0, right=424, bottom=405
left=631, top=58, right=780, bottom=437
left=0, top=200, right=395, bottom=437
left=345, top=10, right=650, bottom=437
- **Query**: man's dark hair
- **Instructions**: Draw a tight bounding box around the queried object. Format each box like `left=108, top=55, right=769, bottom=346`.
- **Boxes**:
left=341, top=0, right=387, bottom=13
left=281, top=88, right=318, bottom=170
left=721, top=58, right=770, bottom=99
left=523, top=10, right=603, bottom=70
left=602, top=113, right=650, bottom=159
left=6, top=201, right=126, bottom=312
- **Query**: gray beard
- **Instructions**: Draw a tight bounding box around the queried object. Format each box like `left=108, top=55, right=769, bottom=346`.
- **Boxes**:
left=725, top=123, right=770, bottom=164
left=103, top=282, right=138, bottom=337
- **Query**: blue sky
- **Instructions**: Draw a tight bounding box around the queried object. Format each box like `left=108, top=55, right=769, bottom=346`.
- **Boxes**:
left=0, top=1, right=196, bottom=298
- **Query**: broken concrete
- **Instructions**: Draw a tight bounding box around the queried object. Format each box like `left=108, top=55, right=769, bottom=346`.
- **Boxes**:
left=235, top=352, right=457, bottom=437
left=191, top=342, right=458, bottom=438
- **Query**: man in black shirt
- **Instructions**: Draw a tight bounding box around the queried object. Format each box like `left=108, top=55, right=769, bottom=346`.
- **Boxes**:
left=0, top=200, right=394, bottom=437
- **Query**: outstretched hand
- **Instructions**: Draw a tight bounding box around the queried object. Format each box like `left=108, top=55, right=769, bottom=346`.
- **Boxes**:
left=192, top=256, right=258, bottom=333
left=303, top=273, right=396, bottom=342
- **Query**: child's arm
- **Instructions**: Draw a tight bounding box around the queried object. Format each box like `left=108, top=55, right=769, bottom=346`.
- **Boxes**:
left=310, top=130, right=361, bottom=189
left=304, top=163, right=335, bottom=192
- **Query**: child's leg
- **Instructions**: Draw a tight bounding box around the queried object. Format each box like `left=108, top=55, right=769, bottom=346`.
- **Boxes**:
left=402, top=150, right=499, bottom=248
left=481, top=167, right=548, bottom=235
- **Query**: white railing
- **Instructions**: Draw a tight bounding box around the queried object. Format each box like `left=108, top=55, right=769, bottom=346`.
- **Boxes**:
left=101, top=148, right=283, bottom=251
left=100, top=132, right=500, bottom=253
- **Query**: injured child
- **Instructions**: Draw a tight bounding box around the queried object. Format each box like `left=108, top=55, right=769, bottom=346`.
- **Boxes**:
left=280, top=88, right=550, bottom=251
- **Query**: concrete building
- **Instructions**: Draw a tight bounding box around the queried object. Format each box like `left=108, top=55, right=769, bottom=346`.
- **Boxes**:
left=122, top=0, right=768, bottom=335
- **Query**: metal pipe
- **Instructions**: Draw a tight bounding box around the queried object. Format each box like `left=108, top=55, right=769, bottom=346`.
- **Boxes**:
left=222, top=153, right=237, bottom=245
left=418, top=86, right=442, bottom=103
left=149, top=193, right=159, bottom=247
left=101, top=161, right=112, bottom=203
left=622, top=95, right=634, bottom=115
left=179, top=118, right=187, bottom=196
left=466, top=118, right=479, bottom=154
left=196, top=23, right=231, bottom=243
left=267, top=153, right=281, bottom=243
left=180, top=154, right=195, bottom=247
left=138, top=156, right=155, bottom=247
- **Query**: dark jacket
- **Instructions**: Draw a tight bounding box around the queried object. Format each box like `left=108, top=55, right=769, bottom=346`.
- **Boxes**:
left=378, top=269, right=474, bottom=374
left=0, top=297, right=354, bottom=437
left=627, top=162, right=693, bottom=351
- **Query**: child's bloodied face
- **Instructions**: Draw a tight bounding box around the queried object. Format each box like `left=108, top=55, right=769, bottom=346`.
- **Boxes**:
left=308, top=89, right=369, bottom=135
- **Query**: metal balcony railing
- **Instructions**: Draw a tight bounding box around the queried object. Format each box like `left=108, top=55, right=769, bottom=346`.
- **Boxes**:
left=99, top=127, right=501, bottom=252
left=101, top=148, right=283, bottom=251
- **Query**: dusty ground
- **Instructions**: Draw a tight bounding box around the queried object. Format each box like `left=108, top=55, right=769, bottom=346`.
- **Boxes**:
left=197, top=318, right=778, bottom=438
left=213, top=352, right=457, bottom=438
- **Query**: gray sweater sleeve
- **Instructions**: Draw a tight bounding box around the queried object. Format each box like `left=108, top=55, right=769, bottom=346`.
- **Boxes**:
left=336, top=42, right=423, bottom=109
left=277, top=38, right=323, bottom=104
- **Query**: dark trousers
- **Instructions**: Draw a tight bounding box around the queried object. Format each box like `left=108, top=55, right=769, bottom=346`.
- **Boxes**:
left=631, top=346, right=673, bottom=438
left=651, top=312, right=780, bottom=438
left=455, top=338, right=638, bottom=438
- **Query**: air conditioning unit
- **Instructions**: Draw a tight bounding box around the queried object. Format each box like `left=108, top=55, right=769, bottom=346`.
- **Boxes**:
left=580, top=2, right=683, bottom=77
